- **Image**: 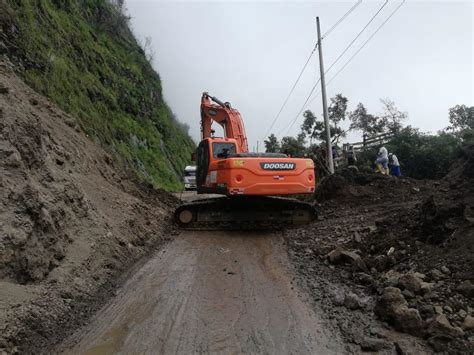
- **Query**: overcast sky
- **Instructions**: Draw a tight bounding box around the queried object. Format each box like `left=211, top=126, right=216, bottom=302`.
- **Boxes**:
left=127, top=0, right=473, bottom=149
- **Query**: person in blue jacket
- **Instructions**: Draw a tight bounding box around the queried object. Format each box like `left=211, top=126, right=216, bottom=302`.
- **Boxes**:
left=389, top=153, right=401, bottom=177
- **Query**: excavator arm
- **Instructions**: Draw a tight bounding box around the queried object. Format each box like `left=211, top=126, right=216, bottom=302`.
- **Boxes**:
left=201, top=93, right=248, bottom=153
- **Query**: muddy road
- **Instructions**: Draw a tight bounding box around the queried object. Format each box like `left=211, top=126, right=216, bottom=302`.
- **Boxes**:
left=61, top=230, right=345, bottom=354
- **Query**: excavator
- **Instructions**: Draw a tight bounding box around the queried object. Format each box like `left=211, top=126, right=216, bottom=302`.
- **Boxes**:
left=174, top=92, right=317, bottom=229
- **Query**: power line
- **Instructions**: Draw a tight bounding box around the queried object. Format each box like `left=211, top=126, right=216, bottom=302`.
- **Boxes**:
left=326, top=0, right=406, bottom=88
left=262, top=0, right=363, bottom=141
left=322, top=0, right=362, bottom=39
left=280, top=0, right=389, bottom=136
left=324, top=0, right=388, bottom=75
left=262, top=45, right=317, bottom=140
left=306, top=0, right=406, bottom=107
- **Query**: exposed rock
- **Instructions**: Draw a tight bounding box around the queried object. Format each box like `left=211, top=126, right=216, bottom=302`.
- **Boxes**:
left=428, top=314, right=464, bottom=338
left=440, top=266, right=450, bottom=275
left=443, top=305, right=453, bottom=313
left=456, top=280, right=474, bottom=298
left=394, top=307, right=424, bottom=336
left=327, top=248, right=342, bottom=263
left=329, top=289, right=345, bottom=306
left=462, top=315, right=474, bottom=331
left=398, top=272, right=423, bottom=294
left=420, top=281, right=434, bottom=295
left=355, top=272, right=375, bottom=286
left=327, top=248, right=367, bottom=271
left=375, top=287, right=424, bottom=336
left=429, top=269, right=444, bottom=281
left=360, top=336, right=392, bottom=351
left=344, top=291, right=362, bottom=310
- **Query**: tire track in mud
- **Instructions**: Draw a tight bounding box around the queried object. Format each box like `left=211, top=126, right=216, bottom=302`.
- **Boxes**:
left=60, top=231, right=345, bottom=354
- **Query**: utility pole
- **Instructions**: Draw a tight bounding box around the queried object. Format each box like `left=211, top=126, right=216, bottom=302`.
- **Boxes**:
left=316, top=16, right=334, bottom=174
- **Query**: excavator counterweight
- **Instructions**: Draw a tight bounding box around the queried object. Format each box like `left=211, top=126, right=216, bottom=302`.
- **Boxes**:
left=174, top=93, right=317, bottom=229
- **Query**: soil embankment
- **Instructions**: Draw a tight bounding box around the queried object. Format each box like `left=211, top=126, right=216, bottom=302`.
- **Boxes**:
left=287, top=162, right=474, bottom=353
left=0, top=59, right=177, bottom=353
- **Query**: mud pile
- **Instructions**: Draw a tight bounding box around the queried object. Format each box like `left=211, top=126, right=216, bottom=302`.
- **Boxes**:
left=0, top=59, right=178, bottom=353
left=287, top=156, right=474, bottom=353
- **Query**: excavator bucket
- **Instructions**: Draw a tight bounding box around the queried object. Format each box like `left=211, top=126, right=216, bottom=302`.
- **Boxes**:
left=174, top=196, right=316, bottom=230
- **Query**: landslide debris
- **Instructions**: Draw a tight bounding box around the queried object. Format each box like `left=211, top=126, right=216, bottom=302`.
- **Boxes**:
left=287, top=149, right=474, bottom=353
left=0, top=59, right=178, bottom=353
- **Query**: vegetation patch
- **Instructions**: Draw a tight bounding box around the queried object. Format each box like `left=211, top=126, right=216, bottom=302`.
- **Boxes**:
left=2, top=0, right=195, bottom=190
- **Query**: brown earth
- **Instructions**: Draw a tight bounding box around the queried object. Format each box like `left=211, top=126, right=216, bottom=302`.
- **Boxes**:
left=287, top=158, right=474, bottom=353
left=0, top=58, right=178, bottom=353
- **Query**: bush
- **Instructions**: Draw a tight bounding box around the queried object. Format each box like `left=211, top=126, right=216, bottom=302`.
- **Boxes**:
left=355, top=127, right=462, bottom=180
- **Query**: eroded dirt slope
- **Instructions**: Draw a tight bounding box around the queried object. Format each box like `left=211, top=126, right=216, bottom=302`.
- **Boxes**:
left=0, top=58, right=177, bottom=353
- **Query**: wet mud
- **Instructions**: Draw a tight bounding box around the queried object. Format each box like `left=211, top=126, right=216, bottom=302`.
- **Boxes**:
left=61, top=231, right=345, bottom=354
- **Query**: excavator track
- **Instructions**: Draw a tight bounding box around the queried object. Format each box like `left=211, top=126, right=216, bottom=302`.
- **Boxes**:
left=174, top=196, right=317, bottom=230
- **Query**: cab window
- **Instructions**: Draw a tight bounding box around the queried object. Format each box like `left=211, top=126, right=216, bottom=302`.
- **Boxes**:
left=212, top=143, right=236, bottom=159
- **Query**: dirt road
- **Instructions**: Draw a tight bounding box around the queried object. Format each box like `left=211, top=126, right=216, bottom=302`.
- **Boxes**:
left=61, top=230, right=345, bottom=354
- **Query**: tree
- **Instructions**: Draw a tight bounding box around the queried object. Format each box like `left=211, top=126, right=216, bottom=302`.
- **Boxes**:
left=328, top=94, right=348, bottom=128
left=301, top=110, right=324, bottom=145
left=384, top=127, right=461, bottom=179
left=328, top=94, right=348, bottom=143
left=280, top=135, right=306, bottom=157
left=300, top=94, right=349, bottom=145
left=264, top=133, right=280, bottom=153
left=349, top=103, right=384, bottom=137
left=448, top=104, right=474, bottom=132
left=379, top=98, right=407, bottom=133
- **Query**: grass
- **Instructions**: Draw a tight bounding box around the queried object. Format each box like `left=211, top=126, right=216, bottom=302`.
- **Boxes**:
left=5, top=0, right=195, bottom=191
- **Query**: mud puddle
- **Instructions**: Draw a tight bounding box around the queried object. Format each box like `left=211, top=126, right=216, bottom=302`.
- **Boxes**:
left=60, top=231, right=345, bottom=354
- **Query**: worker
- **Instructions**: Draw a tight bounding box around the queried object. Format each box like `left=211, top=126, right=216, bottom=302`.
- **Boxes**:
left=375, top=145, right=389, bottom=175
left=347, top=145, right=357, bottom=166
left=389, top=153, right=401, bottom=176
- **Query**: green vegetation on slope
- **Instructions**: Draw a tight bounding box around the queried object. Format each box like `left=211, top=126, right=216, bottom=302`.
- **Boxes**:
left=2, top=0, right=195, bottom=190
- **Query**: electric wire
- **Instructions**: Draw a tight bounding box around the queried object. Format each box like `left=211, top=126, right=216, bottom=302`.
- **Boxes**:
left=326, top=0, right=406, bottom=88
left=280, top=0, right=390, bottom=136
left=261, top=45, right=317, bottom=140
left=321, top=0, right=362, bottom=39
left=262, top=0, right=363, bottom=141
left=306, top=0, right=406, bottom=107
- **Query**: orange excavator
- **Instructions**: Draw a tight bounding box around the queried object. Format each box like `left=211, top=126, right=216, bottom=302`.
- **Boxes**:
left=174, top=93, right=317, bottom=229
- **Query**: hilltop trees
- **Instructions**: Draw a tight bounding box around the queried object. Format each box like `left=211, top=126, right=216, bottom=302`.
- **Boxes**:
left=379, top=98, right=407, bottom=133
left=264, top=133, right=280, bottom=153
left=349, top=103, right=384, bottom=137
left=263, top=95, right=470, bottom=180
left=348, top=100, right=407, bottom=137
left=448, top=104, right=474, bottom=133
left=299, top=94, right=349, bottom=145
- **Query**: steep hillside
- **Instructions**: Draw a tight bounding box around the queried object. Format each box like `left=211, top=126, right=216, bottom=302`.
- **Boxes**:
left=1, top=0, right=194, bottom=190
left=0, top=56, right=180, bottom=353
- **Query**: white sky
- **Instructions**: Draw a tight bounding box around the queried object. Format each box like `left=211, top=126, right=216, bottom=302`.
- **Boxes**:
left=127, top=0, right=473, bottom=150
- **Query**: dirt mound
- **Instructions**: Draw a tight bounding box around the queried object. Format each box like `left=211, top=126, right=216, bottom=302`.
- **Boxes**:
left=314, top=169, right=430, bottom=204
left=288, top=151, right=474, bottom=352
left=314, top=174, right=350, bottom=201
left=0, top=58, right=178, bottom=353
